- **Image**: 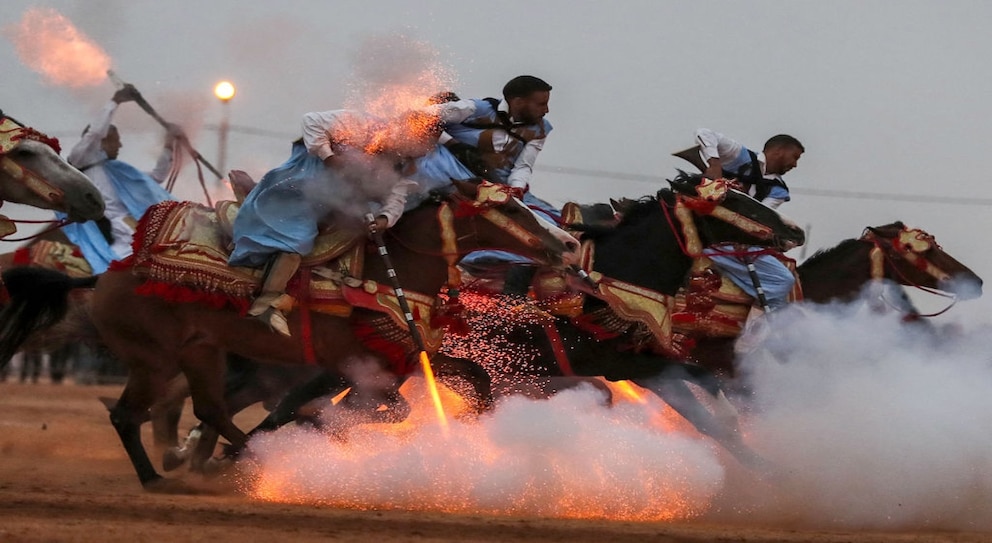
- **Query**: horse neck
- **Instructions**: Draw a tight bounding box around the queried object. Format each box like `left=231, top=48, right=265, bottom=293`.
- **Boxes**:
left=363, top=207, right=451, bottom=295
left=798, top=239, right=875, bottom=303
left=590, top=207, right=691, bottom=294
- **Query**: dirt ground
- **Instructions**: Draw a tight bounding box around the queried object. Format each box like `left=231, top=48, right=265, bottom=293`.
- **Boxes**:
left=0, top=381, right=988, bottom=543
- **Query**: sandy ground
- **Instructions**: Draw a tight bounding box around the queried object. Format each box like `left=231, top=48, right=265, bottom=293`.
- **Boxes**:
left=0, top=381, right=988, bottom=543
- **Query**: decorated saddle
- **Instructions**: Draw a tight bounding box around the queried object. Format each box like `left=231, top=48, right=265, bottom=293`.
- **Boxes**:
left=118, top=199, right=453, bottom=357
left=531, top=185, right=801, bottom=360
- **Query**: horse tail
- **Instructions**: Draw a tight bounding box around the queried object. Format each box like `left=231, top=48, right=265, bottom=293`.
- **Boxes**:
left=0, top=267, right=98, bottom=368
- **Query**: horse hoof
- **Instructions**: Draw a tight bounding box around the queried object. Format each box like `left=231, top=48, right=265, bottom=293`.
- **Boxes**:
left=202, top=456, right=235, bottom=478
left=161, top=448, right=188, bottom=472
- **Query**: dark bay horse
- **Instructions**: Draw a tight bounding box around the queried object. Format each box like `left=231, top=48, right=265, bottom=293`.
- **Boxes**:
left=686, top=221, right=983, bottom=377
left=166, top=174, right=808, bottom=471
left=451, top=220, right=981, bottom=467
left=0, top=110, right=104, bottom=226
left=0, top=179, right=578, bottom=491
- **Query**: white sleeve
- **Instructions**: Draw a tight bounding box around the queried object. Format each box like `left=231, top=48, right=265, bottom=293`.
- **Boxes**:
left=694, top=128, right=743, bottom=165
left=506, top=138, right=546, bottom=189
left=378, top=179, right=419, bottom=228
left=762, top=197, right=786, bottom=210
left=427, top=99, right=477, bottom=124
left=67, top=101, right=118, bottom=168
left=301, top=110, right=351, bottom=161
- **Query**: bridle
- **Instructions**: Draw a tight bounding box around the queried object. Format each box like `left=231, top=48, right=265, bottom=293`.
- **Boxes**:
left=0, top=112, right=74, bottom=240
left=862, top=226, right=957, bottom=317
left=0, top=113, right=68, bottom=209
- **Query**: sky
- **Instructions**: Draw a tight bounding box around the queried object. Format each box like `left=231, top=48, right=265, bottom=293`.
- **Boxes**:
left=4, top=2, right=992, bottom=528
left=3, top=1, right=990, bottom=323
left=4, top=1, right=990, bottom=324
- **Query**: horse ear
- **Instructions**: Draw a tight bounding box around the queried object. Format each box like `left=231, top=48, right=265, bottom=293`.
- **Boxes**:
left=667, top=170, right=694, bottom=194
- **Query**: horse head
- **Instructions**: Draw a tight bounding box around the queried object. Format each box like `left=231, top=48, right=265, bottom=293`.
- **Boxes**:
left=442, top=179, right=579, bottom=267
left=0, top=112, right=105, bottom=222
left=667, top=172, right=806, bottom=250
left=862, top=222, right=982, bottom=300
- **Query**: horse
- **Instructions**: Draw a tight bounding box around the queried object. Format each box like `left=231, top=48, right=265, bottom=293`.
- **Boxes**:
left=0, top=110, right=105, bottom=227
left=682, top=221, right=983, bottom=378
left=444, top=220, right=981, bottom=468
left=158, top=174, right=809, bottom=472
left=0, top=178, right=579, bottom=491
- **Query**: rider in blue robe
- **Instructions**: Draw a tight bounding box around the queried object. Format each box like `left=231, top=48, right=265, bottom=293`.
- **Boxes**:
left=65, top=86, right=178, bottom=272
left=432, top=77, right=556, bottom=291
left=228, top=109, right=446, bottom=336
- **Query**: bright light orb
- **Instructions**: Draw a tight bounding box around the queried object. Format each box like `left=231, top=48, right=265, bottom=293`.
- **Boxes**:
left=214, top=80, right=236, bottom=102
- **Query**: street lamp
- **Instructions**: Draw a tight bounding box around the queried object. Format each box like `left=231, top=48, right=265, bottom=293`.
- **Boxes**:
left=213, top=80, right=236, bottom=177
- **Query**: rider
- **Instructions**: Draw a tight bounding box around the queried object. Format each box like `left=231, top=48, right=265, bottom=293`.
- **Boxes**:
left=689, top=128, right=804, bottom=342
left=432, top=75, right=556, bottom=295
left=228, top=107, right=445, bottom=337
left=65, top=84, right=181, bottom=271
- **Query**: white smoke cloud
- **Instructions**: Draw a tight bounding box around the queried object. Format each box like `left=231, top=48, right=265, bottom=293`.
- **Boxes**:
left=246, top=383, right=725, bottom=520
left=243, top=293, right=992, bottom=530
left=727, top=302, right=992, bottom=530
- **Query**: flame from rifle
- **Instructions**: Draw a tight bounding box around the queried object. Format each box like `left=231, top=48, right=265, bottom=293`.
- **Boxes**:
left=4, top=7, right=111, bottom=88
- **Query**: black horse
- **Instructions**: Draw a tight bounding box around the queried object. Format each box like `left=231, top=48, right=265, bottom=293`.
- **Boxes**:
left=161, top=173, right=807, bottom=472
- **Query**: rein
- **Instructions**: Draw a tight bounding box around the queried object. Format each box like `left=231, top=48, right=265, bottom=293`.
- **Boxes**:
left=0, top=216, right=73, bottom=242
left=863, top=229, right=957, bottom=317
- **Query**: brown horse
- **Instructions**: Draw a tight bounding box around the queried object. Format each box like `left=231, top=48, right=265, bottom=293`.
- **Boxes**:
left=0, top=179, right=578, bottom=491
left=163, top=174, right=812, bottom=473
left=0, top=110, right=105, bottom=227
left=686, top=221, right=983, bottom=377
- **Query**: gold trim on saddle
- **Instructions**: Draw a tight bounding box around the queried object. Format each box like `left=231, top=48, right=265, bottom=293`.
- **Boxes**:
left=342, top=280, right=446, bottom=354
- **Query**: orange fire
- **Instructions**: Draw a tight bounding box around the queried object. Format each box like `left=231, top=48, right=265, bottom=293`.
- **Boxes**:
left=5, top=8, right=111, bottom=87
left=419, top=351, right=450, bottom=436
left=246, top=376, right=722, bottom=521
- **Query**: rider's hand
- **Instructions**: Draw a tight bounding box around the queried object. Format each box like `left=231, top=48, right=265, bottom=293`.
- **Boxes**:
left=322, top=154, right=343, bottom=170
left=367, top=215, right=388, bottom=237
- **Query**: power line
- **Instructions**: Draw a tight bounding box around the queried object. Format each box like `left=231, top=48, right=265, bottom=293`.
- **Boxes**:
left=535, top=164, right=992, bottom=206
left=51, top=119, right=992, bottom=207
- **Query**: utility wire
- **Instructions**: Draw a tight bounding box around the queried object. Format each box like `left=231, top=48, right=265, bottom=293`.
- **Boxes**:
left=52, top=122, right=992, bottom=206
left=535, top=164, right=992, bottom=207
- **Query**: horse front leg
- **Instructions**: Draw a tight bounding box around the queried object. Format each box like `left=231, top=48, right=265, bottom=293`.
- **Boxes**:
left=177, top=341, right=249, bottom=460
left=429, top=353, right=494, bottom=414
left=631, top=366, right=767, bottom=471
left=247, top=370, right=351, bottom=436
left=108, top=377, right=164, bottom=488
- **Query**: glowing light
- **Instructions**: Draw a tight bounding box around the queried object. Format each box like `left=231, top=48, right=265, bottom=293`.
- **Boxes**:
left=419, top=351, right=449, bottom=436
left=610, top=380, right=648, bottom=404
left=214, top=80, right=236, bottom=102
left=4, top=7, right=111, bottom=87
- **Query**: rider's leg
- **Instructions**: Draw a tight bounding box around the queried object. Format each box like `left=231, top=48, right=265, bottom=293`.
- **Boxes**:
left=248, top=252, right=302, bottom=337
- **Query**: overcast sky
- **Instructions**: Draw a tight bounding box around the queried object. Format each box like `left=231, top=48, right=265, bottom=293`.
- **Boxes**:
left=3, top=0, right=991, bottom=323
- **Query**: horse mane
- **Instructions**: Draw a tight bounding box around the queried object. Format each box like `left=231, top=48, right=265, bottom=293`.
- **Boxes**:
left=571, top=192, right=664, bottom=240
left=801, top=221, right=908, bottom=269
left=800, top=238, right=864, bottom=269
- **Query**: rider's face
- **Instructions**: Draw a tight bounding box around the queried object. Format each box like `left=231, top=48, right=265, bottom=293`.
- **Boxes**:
left=508, top=91, right=550, bottom=125
left=101, top=126, right=122, bottom=159
left=765, top=145, right=802, bottom=175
